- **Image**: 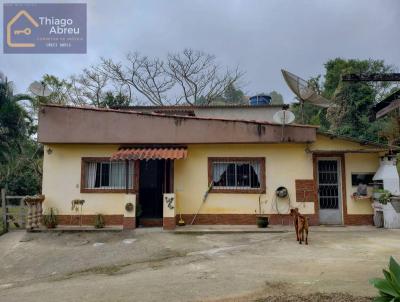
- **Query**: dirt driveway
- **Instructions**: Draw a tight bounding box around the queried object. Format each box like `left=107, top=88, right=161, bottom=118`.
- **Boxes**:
left=0, top=226, right=398, bottom=302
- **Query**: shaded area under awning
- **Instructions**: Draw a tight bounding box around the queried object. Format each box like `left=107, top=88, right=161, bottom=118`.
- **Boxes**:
left=111, top=147, right=187, bottom=161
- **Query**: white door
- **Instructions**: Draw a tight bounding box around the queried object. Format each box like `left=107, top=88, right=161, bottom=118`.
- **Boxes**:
left=317, top=158, right=343, bottom=225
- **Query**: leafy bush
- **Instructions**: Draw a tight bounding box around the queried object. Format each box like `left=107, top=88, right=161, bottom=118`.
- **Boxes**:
left=378, top=190, right=392, bottom=205
left=94, top=214, right=105, bottom=229
left=370, top=256, right=400, bottom=301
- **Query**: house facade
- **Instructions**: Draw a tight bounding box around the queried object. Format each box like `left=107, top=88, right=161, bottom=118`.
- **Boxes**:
left=38, top=105, right=388, bottom=230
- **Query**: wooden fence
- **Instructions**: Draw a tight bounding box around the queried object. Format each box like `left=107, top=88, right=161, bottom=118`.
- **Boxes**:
left=1, top=188, right=27, bottom=234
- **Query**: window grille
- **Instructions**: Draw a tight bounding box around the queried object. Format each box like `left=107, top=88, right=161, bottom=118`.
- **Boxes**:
left=211, top=159, right=262, bottom=190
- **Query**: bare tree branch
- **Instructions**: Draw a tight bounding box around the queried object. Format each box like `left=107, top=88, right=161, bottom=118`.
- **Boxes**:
left=167, top=49, right=243, bottom=105
left=100, top=53, right=175, bottom=106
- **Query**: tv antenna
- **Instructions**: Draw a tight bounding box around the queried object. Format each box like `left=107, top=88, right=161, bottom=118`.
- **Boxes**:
left=281, top=69, right=331, bottom=123
left=29, top=81, right=52, bottom=97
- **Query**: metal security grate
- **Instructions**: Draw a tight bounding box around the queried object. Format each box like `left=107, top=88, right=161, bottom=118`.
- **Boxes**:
left=318, top=160, right=339, bottom=209
left=212, top=160, right=261, bottom=189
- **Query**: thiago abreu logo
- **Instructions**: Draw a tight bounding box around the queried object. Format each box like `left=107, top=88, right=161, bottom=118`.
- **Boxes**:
left=3, top=3, right=87, bottom=54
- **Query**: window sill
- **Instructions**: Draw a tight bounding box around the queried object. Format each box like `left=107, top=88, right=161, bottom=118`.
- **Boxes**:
left=80, top=188, right=136, bottom=194
left=210, top=188, right=265, bottom=194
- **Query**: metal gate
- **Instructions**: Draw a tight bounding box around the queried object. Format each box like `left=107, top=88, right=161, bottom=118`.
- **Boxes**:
left=317, top=159, right=343, bottom=225
left=1, top=189, right=27, bottom=234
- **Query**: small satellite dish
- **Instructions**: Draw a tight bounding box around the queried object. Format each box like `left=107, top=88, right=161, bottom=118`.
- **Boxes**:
left=29, top=81, right=52, bottom=97
left=273, top=110, right=295, bottom=125
left=281, top=69, right=330, bottom=108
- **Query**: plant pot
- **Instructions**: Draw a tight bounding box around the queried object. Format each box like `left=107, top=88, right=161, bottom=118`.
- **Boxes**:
left=256, top=216, right=269, bottom=228
left=45, top=222, right=57, bottom=229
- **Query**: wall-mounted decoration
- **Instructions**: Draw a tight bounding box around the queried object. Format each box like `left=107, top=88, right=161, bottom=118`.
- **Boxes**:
left=165, top=196, right=175, bottom=210
left=125, top=202, right=134, bottom=212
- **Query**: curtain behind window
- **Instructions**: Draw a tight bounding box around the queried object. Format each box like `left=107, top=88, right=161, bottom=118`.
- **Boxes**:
left=86, top=162, right=97, bottom=188
left=85, top=161, right=134, bottom=189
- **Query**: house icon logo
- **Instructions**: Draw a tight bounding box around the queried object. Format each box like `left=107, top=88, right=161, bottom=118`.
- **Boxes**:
left=4, top=3, right=87, bottom=54
left=6, top=10, right=39, bottom=48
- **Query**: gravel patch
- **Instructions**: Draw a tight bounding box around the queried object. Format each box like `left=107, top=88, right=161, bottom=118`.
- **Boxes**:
left=255, top=293, right=372, bottom=302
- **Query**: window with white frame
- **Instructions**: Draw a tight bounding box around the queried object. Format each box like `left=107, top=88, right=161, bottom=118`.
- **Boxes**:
left=83, top=160, right=134, bottom=191
left=210, top=158, right=264, bottom=192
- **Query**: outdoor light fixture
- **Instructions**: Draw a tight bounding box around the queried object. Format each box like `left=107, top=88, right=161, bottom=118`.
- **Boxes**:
left=46, top=147, right=53, bottom=155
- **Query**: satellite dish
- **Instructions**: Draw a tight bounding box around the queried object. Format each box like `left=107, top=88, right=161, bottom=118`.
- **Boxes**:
left=281, top=69, right=330, bottom=108
left=29, top=81, right=52, bottom=97
left=274, top=109, right=296, bottom=142
left=273, top=110, right=295, bottom=125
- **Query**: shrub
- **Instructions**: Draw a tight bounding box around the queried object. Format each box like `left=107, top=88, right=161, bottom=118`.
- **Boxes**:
left=370, top=256, right=400, bottom=301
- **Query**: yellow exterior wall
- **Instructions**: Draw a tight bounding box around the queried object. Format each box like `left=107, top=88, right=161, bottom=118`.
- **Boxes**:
left=42, top=134, right=381, bottom=220
left=312, top=134, right=381, bottom=215
left=312, top=134, right=381, bottom=151
left=42, top=144, right=133, bottom=215
left=174, top=144, right=315, bottom=215
left=345, top=153, right=379, bottom=214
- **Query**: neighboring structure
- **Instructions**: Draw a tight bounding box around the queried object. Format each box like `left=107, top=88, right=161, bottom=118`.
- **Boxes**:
left=38, top=104, right=393, bottom=230
left=118, top=103, right=283, bottom=123
left=372, top=89, right=400, bottom=119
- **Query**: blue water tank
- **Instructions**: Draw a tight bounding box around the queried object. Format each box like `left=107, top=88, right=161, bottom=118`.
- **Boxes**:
left=249, top=94, right=271, bottom=105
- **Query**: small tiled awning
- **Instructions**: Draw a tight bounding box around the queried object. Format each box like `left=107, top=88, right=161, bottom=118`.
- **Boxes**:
left=111, top=147, right=187, bottom=161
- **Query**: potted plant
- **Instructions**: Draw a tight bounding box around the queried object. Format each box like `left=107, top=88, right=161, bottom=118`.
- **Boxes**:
left=256, top=215, right=269, bottom=228
left=378, top=190, right=391, bottom=205
left=373, top=188, right=386, bottom=200
left=94, top=214, right=105, bottom=229
left=43, top=207, right=58, bottom=229
left=256, top=195, right=269, bottom=228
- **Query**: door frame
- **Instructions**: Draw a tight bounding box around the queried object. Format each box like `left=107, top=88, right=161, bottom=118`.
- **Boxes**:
left=137, top=159, right=174, bottom=227
left=313, top=153, right=347, bottom=225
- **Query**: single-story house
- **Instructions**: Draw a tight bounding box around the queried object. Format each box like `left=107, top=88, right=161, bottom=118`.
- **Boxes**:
left=38, top=104, right=393, bottom=230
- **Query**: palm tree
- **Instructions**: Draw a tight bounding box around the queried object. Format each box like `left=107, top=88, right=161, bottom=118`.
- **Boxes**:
left=0, top=72, right=32, bottom=162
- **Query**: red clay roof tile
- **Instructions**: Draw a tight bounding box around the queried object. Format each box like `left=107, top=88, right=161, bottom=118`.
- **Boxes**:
left=111, top=147, right=187, bottom=160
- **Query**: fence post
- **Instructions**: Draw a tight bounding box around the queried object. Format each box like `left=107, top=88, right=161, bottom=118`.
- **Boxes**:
left=1, top=188, right=7, bottom=233
left=19, top=197, right=25, bottom=228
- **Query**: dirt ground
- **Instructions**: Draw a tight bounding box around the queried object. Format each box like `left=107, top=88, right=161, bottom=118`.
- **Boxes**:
left=0, top=226, right=398, bottom=302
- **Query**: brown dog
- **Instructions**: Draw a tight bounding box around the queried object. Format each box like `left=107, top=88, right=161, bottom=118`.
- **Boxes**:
left=290, top=208, right=309, bottom=245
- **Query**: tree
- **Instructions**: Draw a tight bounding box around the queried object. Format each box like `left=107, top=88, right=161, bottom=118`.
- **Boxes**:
left=291, top=58, right=398, bottom=144
left=270, top=91, right=284, bottom=105
left=101, top=91, right=131, bottom=108
left=70, top=67, right=109, bottom=107
left=0, top=73, right=31, bottom=162
left=100, top=49, right=243, bottom=106
left=101, top=52, right=174, bottom=106
left=325, top=58, right=395, bottom=142
left=0, top=72, right=42, bottom=195
left=167, top=49, right=242, bottom=105
left=223, top=83, right=245, bottom=104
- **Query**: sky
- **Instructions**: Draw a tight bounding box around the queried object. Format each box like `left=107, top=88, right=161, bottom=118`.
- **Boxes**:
left=1, top=0, right=400, bottom=103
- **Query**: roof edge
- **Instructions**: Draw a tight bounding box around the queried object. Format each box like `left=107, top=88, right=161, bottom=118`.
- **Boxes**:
left=40, top=104, right=319, bottom=129
left=317, top=130, right=399, bottom=150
